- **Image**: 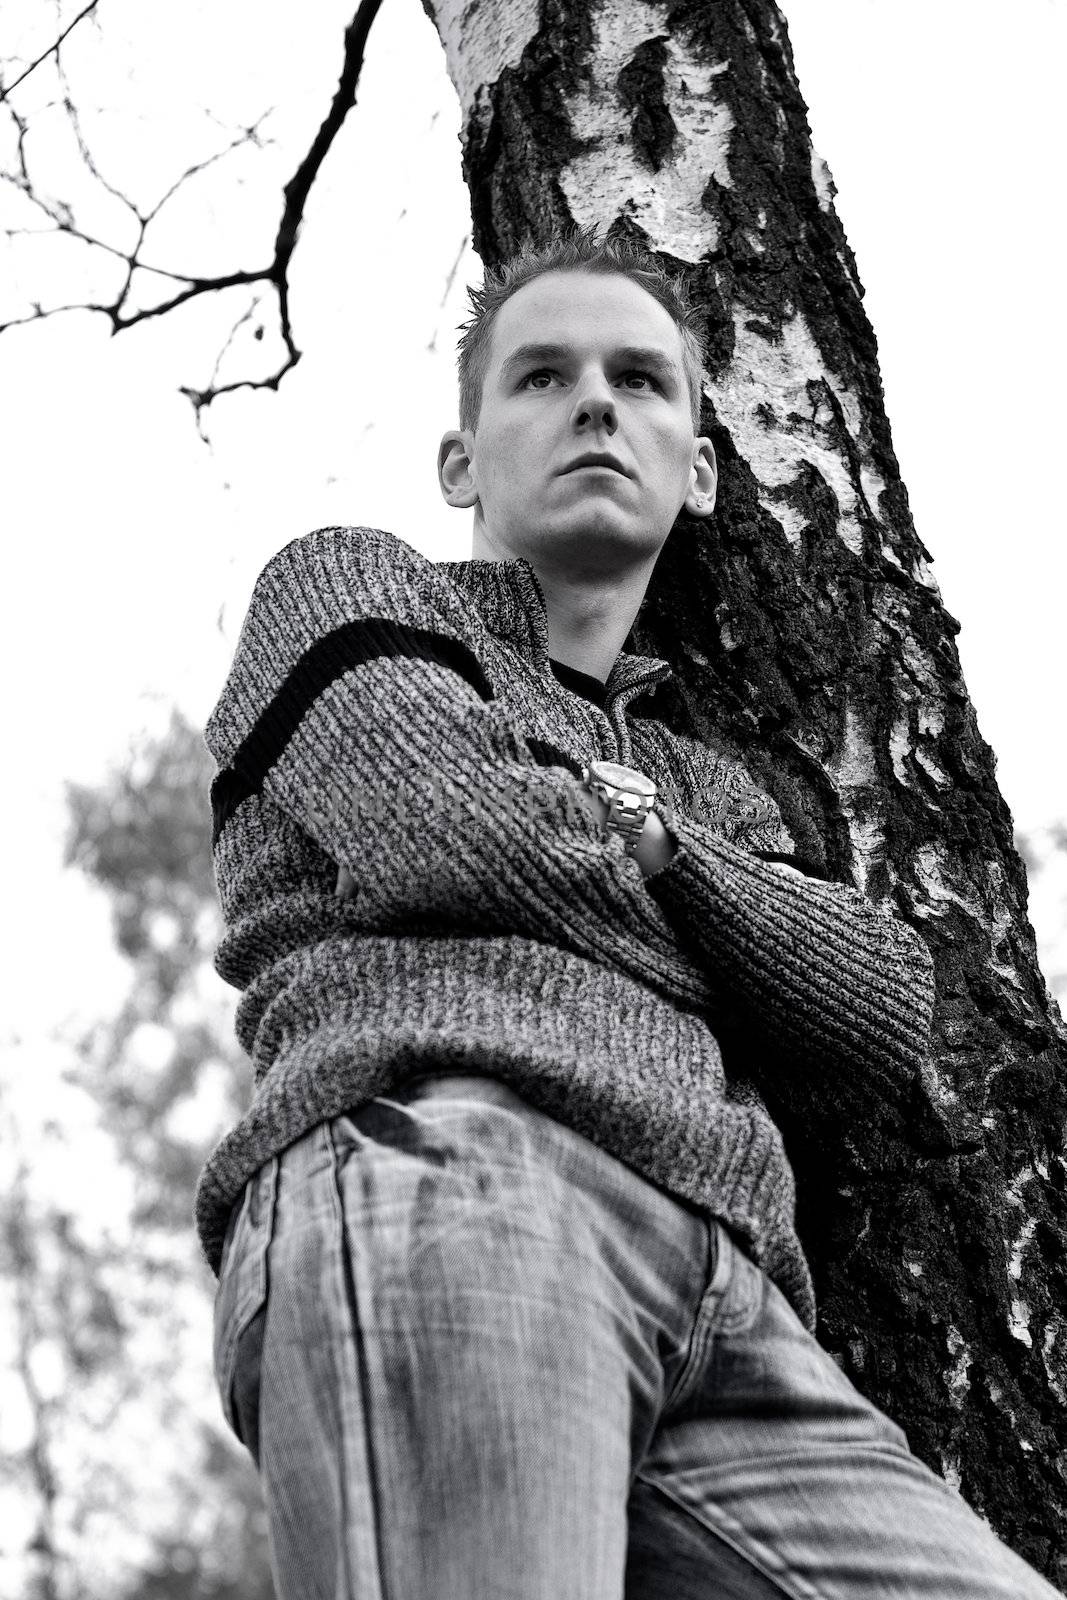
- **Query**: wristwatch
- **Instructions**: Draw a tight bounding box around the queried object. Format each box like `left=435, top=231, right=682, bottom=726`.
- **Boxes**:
left=581, top=760, right=658, bottom=855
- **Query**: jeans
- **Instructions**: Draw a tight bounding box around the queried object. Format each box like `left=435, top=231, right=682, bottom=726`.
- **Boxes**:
left=212, top=1073, right=1060, bottom=1599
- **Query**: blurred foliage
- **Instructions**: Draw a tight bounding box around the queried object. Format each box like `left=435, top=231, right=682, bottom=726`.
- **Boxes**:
left=0, top=707, right=276, bottom=1598
left=63, top=709, right=246, bottom=1236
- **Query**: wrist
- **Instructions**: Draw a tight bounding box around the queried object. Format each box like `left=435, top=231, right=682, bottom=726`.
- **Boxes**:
left=633, top=807, right=677, bottom=878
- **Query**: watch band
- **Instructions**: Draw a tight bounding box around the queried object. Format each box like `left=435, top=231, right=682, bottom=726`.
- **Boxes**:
left=582, top=760, right=658, bottom=855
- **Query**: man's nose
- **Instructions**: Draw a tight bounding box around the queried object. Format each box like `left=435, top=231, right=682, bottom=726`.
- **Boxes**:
left=571, top=372, right=618, bottom=433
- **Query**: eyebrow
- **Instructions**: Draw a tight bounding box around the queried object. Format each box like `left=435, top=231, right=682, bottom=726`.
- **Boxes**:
left=498, top=342, right=681, bottom=384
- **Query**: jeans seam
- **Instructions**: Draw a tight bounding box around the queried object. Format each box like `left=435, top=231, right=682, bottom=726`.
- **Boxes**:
left=662, top=1218, right=722, bottom=1414
left=216, top=1161, right=277, bottom=1437
left=632, top=1472, right=828, bottom=1600
left=325, top=1119, right=391, bottom=1600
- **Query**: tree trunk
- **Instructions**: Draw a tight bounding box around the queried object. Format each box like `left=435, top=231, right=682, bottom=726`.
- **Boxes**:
left=424, top=0, right=1067, bottom=1580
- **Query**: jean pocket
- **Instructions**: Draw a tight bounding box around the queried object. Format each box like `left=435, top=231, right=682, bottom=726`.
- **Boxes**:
left=212, top=1156, right=279, bottom=1454
left=710, top=1224, right=765, bottom=1337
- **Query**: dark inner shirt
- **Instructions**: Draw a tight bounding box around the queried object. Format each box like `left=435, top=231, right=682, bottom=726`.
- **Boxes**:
left=548, top=656, right=608, bottom=709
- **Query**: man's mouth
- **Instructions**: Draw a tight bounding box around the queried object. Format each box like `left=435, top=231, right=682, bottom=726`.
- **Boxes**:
left=561, top=453, right=631, bottom=477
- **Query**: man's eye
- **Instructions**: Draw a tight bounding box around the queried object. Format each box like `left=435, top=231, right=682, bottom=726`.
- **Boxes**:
left=522, top=370, right=557, bottom=389
left=621, top=370, right=658, bottom=391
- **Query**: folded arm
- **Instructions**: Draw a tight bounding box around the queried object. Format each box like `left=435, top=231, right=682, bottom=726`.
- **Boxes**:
left=640, top=781, right=935, bottom=1116
left=205, top=527, right=710, bottom=1006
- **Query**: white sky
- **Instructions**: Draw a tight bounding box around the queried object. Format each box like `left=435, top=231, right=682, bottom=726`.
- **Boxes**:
left=1, top=0, right=1065, bottom=1040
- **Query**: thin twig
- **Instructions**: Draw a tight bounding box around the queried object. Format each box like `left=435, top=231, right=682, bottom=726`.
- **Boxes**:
left=0, top=0, right=99, bottom=103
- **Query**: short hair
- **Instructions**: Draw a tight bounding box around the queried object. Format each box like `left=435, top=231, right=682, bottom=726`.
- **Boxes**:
left=456, top=226, right=708, bottom=432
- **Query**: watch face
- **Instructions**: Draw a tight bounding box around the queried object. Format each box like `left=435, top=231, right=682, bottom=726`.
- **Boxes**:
left=590, top=761, right=657, bottom=799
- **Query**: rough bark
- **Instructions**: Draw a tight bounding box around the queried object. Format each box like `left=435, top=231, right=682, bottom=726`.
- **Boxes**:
left=424, top=0, right=1067, bottom=1581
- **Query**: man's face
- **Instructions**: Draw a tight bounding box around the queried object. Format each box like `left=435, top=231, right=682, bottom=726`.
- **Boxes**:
left=441, top=270, right=715, bottom=568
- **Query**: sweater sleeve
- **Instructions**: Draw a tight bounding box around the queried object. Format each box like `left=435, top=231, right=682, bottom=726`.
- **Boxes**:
left=204, top=525, right=711, bottom=1005
left=642, top=767, right=936, bottom=1115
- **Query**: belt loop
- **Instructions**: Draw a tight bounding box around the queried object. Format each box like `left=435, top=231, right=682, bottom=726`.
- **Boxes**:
left=708, top=1219, right=732, bottom=1297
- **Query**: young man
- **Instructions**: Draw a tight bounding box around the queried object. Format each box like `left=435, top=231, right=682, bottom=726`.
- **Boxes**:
left=201, top=230, right=1058, bottom=1598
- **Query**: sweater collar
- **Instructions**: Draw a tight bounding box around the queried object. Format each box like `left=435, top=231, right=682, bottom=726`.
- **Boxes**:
left=434, top=554, right=673, bottom=714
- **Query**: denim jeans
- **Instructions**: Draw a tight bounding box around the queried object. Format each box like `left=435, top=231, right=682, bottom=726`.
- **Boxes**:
left=212, top=1073, right=1060, bottom=1599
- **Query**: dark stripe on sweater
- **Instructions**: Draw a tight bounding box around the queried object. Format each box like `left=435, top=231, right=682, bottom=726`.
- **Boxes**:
left=210, top=618, right=495, bottom=844
left=525, top=739, right=586, bottom=781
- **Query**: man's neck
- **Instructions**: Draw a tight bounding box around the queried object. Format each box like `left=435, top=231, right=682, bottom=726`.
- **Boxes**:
left=536, top=564, right=647, bottom=684
left=473, top=532, right=656, bottom=684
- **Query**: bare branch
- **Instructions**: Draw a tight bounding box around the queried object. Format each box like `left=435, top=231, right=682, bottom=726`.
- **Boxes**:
left=428, top=231, right=470, bottom=351
left=182, top=295, right=271, bottom=442
left=57, top=67, right=140, bottom=222
left=1, top=99, right=275, bottom=293
left=0, top=0, right=388, bottom=429
left=142, top=117, right=273, bottom=227
left=0, top=0, right=99, bottom=104
left=274, top=0, right=386, bottom=276
left=176, top=0, right=388, bottom=428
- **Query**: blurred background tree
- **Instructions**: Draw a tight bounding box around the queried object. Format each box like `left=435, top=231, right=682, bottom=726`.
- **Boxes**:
left=1, top=712, right=276, bottom=1597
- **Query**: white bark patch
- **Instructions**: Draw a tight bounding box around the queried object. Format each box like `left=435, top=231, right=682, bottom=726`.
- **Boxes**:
left=916, top=851, right=1026, bottom=992
left=945, top=1325, right=972, bottom=1407
left=887, top=682, right=949, bottom=802
left=918, top=1054, right=962, bottom=1117
left=430, top=0, right=541, bottom=122
left=914, top=748, right=950, bottom=787
left=911, top=551, right=940, bottom=592
left=1010, top=1298, right=1033, bottom=1348
left=1004, top=1163, right=1040, bottom=1286
left=837, top=247, right=865, bottom=306
left=558, top=0, right=734, bottom=262
left=823, top=699, right=884, bottom=892
left=831, top=700, right=879, bottom=789
left=713, top=304, right=890, bottom=559
left=786, top=717, right=889, bottom=894
left=811, top=149, right=835, bottom=211
left=912, top=844, right=992, bottom=931
left=984, top=858, right=1025, bottom=991
left=762, top=4, right=787, bottom=52
left=1009, top=1217, right=1039, bottom=1281
left=919, top=702, right=945, bottom=741
left=889, top=713, right=912, bottom=787
left=1042, top=1323, right=1066, bottom=1405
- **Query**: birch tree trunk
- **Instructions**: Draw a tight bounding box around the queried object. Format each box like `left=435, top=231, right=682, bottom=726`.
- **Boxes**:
left=424, top=0, right=1067, bottom=1580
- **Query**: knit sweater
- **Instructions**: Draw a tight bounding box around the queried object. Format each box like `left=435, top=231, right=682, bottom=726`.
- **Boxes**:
left=197, top=525, right=936, bottom=1332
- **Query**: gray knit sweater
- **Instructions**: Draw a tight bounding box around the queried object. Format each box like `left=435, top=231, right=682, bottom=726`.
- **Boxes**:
left=197, top=525, right=936, bottom=1332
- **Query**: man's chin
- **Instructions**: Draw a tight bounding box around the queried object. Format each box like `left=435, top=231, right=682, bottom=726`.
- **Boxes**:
left=492, top=518, right=667, bottom=581
left=521, top=505, right=663, bottom=547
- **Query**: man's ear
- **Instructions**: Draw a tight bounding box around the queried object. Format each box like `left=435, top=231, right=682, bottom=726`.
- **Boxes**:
left=438, top=429, right=480, bottom=510
left=684, top=436, right=718, bottom=518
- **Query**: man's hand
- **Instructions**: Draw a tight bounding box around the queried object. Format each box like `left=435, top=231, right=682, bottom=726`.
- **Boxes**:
left=632, top=807, right=677, bottom=878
